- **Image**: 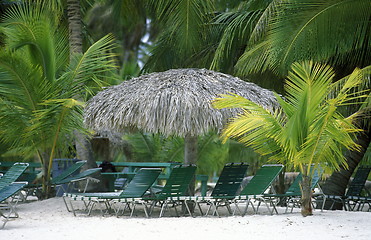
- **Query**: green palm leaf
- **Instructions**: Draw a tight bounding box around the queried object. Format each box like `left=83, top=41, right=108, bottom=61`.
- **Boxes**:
left=144, top=0, right=215, bottom=71
left=236, top=0, right=371, bottom=76
left=214, top=61, right=362, bottom=173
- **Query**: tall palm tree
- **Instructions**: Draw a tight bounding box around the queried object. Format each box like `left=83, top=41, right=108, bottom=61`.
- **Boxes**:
left=0, top=1, right=116, bottom=197
left=65, top=0, right=97, bottom=170
left=213, top=61, right=365, bottom=216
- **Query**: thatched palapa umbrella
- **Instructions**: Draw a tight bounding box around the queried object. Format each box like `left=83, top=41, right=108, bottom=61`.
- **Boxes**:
left=84, top=68, right=278, bottom=165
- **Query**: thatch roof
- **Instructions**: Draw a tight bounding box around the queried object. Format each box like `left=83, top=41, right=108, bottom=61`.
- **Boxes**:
left=84, top=68, right=278, bottom=137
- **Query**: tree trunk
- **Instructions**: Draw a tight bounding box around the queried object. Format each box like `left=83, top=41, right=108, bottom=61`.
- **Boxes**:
left=67, top=0, right=83, bottom=53
left=67, top=0, right=96, bottom=169
left=184, top=134, right=197, bottom=194
left=300, top=174, right=313, bottom=217
left=67, top=0, right=100, bottom=192
left=184, top=134, right=197, bottom=213
left=184, top=134, right=197, bottom=165
left=322, top=130, right=370, bottom=209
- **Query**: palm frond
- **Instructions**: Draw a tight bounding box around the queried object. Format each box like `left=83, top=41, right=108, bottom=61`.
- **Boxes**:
left=216, top=61, right=362, bottom=176
left=236, top=0, right=371, bottom=76
left=210, top=8, right=262, bottom=72
left=144, top=0, right=215, bottom=71
left=61, top=34, right=117, bottom=98
left=1, top=1, right=64, bottom=82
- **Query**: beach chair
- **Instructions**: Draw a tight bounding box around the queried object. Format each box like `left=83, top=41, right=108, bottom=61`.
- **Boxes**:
left=326, top=166, right=371, bottom=211
left=50, top=160, right=87, bottom=195
left=0, top=182, right=28, bottom=229
left=56, top=167, right=102, bottom=193
left=138, top=165, right=197, bottom=218
left=183, top=163, right=248, bottom=217
left=267, top=168, right=324, bottom=213
left=233, top=164, right=284, bottom=215
left=51, top=160, right=86, bottom=184
left=24, top=160, right=88, bottom=197
left=0, top=163, right=29, bottom=190
left=63, top=168, right=162, bottom=217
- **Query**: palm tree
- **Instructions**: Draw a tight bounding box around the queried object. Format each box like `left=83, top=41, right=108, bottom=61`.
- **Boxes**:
left=213, top=61, right=365, bottom=216
left=210, top=0, right=371, bottom=209
left=0, top=1, right=116, bottom=197
left=65, top=0, right=97, bottom=171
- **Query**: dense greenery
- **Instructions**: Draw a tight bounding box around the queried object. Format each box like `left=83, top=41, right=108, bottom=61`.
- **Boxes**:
left=0, top=1, right=116, bottom=196
left=213, top=61, right=366, bottom=216
left=0, top=1, right=369, bottom=201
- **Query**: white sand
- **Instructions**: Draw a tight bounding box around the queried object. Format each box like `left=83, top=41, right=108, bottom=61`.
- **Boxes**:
left=1, top=197, right=371, bottom=240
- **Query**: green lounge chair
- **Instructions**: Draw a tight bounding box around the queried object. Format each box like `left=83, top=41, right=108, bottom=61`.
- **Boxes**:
left=183, top=163, right=248, bottom=217
left=0, top=163, right=29, bottom=190
left=25, top=160, right=87, bottom=197
left=49, top=160, right=87, bottom=195
left=63, top=168, right=162, bottom=217
left=265, top=168, right=324, bottom=213
left=52, top=160, right=86, bottom=184
left=0, top=182, right=28, bottom=229
left=56, top=167, right=102, bottom=193
left=326, top=166, right=371, bottom=211
left=233, top=164, right=284, bottom=215
left=287, top=168, right=324, bottom=212
left=149, top=165, right=197, bottom=217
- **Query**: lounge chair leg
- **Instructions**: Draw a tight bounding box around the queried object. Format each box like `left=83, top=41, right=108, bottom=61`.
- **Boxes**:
left=226, top=201, right=233, bottom=215
left=143, top=202, right=151, bottom=218
left=233, top=200, right=243, bottom=216
left=205, top=202, right=212, bottom=216
left=173, top=202, right=180, bottom=217
left=184, top=200, right=194, bottom=217
left=211, top=201, right=220, bottom=217
left=62, top=196, right=73, bottom=214
left=130, top=203, right=137, bottom=217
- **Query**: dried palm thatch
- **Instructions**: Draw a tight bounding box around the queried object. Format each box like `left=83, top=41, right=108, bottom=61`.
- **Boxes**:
left=85, top=68, right=278, bottom=137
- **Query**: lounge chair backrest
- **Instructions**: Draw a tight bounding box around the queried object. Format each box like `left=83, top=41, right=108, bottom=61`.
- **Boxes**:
left=157, top=165, right=197, bottom=198
left=57, top=167, right=102, bottom=185
left=346, top=166, right=371, bottom=197
left=240, top=164, right=284, bottom=196
left=310, top=167, right=323, bottom=189
left=51, top=160, right=86, bottom=184
left=286, top=173, right=302, bottom=195
left=286, top=168, right=322, bottom=195
left=0, top=163, right=29, bottom=190
left=211, top=163, right=248, bottom=197
left=119, top=168, right=162, bottom=198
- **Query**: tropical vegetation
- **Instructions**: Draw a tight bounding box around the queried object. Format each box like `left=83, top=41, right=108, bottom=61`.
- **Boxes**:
left=213, top=61, right=367, bottom=216
left=0, top=0, right=369, bottom=205
left=0, top=1, right=116, bottom=197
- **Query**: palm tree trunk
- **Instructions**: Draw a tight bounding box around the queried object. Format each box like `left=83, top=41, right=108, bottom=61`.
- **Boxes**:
left=300, top=174, right=313, bottom=216
left=67, top=0, right=97, bottom=173
left=184, top=134, right=197, bottom=213
left=322, top=130, right=370, bottom=209
left=184, top=134, right=197, bottom=194
left=67, top=0, right=82, bottom=53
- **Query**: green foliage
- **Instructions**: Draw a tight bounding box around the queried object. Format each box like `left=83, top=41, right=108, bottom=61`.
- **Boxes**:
left=0, top=1, right=117, bottom=194
left=123, top=131, right=262, bottom=176
left=213, top=61, right=365, bottom=176
left=143, top=0, right=216, bottom=71
left=235, top=0, right=371, bottom=76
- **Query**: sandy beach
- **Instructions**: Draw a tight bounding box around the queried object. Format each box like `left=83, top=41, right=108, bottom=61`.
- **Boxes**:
left=1, top=197, right=371, bottom=240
